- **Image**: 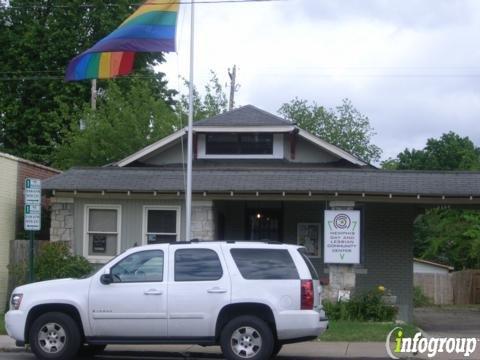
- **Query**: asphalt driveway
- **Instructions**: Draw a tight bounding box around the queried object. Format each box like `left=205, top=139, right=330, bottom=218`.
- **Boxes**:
left=414, top=306, right=480, bottom=337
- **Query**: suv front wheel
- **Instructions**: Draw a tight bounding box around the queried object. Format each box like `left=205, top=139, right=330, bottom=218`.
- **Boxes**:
left=29, top=312, right=81, bottom=360
left=220, top=315, right=274, bottom=360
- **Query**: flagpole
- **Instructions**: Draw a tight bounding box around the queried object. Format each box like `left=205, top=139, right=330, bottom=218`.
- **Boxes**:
left=185, top=0, right=195, bottom=241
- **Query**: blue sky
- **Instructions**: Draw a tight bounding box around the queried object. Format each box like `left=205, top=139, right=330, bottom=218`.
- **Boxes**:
left=162, top=0, right=480, bottom=161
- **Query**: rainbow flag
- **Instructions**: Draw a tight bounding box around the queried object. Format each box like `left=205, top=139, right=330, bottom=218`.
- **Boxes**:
left=66, top=0, right=179, bottom=81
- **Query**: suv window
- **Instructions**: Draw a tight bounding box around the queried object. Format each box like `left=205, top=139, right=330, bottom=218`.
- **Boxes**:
left=298, top=248, right=319, bottom=280
left=111, top=250, right=164, bottom=283
left=175, top=249, right=223, bottom=281
left=230, top=249, right=299, bottom=280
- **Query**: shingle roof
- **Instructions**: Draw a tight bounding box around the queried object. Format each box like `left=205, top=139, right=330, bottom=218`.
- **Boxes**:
left=43, top=167, right=480, bottom=197
left=194, top=105, right=292, bottom=127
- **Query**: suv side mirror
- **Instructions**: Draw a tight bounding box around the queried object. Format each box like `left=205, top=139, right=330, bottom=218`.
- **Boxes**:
left=100, top=273, right=113, bottom=285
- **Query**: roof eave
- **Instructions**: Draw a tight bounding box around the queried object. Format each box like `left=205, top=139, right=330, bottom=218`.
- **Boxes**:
left=297, top=129, right=368, bottom=167
left=116, top=129, right=187, bottom=167
left=193, top=125, right=295, bottom=132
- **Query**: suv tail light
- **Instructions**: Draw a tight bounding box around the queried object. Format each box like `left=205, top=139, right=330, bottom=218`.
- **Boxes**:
left=301, top=280, right=314, bottom=310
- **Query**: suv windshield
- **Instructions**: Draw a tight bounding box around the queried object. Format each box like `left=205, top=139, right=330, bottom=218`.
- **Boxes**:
left=298, top=248, right=319, bottom=280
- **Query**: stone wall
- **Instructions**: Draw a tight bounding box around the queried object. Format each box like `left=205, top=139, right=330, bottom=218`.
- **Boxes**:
left=323, top=265, right=357, bottom=301
left=191, top=201, right=215, bottom=240
left=50, top=200, right=74, bottom=248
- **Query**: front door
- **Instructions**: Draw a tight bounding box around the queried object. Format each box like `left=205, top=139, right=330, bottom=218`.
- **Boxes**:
left=246, top=209, right=282, bottom=241
left=167, top=244, right=231, bottom=338
left=89, top=249, right=168, bottom=337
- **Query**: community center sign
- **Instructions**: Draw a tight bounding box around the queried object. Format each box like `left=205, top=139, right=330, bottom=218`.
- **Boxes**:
left=324, top=210, right=360, bottom=264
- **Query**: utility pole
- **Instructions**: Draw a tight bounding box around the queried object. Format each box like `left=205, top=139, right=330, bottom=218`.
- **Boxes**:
left=91, top=79, right=97, bottom=110
left=185, top=0, right=196, bottom=241
left=228, top=65, right=238, bottom=111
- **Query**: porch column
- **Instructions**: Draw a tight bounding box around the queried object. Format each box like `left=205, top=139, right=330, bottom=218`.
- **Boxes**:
left=49, top=197, right=74, bottom=250
left=190, top=201, right=215, bottom=241
left=324, top=201, right=357, bottom=302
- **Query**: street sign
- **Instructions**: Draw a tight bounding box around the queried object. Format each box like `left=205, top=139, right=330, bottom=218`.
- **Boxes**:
left=24, top=178, right=41, bottom=231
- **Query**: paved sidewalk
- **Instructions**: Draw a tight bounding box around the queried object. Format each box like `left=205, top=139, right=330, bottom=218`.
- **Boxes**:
left=0, top=336, right=391, bottom=358
left=104, top=342, right=392, bottom=358
left=0, top=336, right=21, bottom=352
left=1, top=336, right=479, bottom=359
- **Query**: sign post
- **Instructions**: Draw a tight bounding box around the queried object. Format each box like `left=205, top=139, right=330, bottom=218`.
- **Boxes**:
left=24, top=178, right=41, bottom=282
left=324, top=210, right=361, bottom=264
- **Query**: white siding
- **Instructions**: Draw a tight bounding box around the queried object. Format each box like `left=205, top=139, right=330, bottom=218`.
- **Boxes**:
left=414, top=261, right=450, bottom=275
left=0, top=157, right=18, bottom=311
left=285, top=135, right=340, bottom=163
left=142, top=141, right=187, bottom=166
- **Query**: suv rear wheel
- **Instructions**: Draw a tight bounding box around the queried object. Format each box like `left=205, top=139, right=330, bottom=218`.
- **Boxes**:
left=220, top=315, right=274, bottom=360
left=29, top=312, right=81, bottom=360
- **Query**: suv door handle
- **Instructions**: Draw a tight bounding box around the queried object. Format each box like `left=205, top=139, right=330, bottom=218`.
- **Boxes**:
left=144, top=289, right=163, bottom=295
left=207, top=287, right=227, bottom=294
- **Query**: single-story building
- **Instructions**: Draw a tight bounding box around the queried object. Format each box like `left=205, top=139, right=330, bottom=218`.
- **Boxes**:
left=42, top=105, right=480, bottom=321
left=414, top=258, right=454, bottom=275
left=0, top=152, right=60, bottom=310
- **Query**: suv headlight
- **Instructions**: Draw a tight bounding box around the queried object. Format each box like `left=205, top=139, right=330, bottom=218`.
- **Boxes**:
left=11, top=294, right=23, bottom=310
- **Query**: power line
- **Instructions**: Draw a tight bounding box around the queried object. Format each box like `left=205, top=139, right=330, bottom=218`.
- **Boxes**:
left=0, top=74, right=163, bottom=81
left=4, top=0, right=287, bottom=10
left=4, top=72, right=480, bottom=82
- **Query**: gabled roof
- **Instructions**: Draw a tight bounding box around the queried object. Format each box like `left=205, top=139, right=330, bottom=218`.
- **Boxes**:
left=194, top=105, right=292, bottom=127
left=115, top=129, right=186, bottom=168
left=115, top=105, right=368, bottom=167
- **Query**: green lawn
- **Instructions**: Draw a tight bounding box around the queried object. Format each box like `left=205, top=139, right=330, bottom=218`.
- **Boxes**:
left=0, top=314, right=5, bottom=335
left=319, top=321, right=418, bottom=342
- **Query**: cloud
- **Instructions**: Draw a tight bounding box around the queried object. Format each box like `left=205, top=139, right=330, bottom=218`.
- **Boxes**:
left=285, top=0, right=476, bottom=29
left=161, top=0, right=480, bottom=161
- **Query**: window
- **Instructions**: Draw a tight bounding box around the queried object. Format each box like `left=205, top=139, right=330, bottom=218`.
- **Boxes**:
left=298, top=248, right=319, bottom=280
left=111, top=250, right=164, bottom=283
left=205, top=133, right=273, bottom=155
left=230, top=249, right=299, bottom=280
left=175, top=249, right=223, bottom=281
left=143, top=206, right=180, bottom=244
left=84, top=205, right=121, bottom=261
left=297, top=223, right=321, bottom=257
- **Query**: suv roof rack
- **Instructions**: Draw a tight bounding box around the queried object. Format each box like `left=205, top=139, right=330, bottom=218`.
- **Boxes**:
left=166, top=240, right=286, bottom=246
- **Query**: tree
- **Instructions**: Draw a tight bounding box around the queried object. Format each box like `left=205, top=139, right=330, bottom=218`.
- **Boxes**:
left=387, top=132, right=480, bottom=270
left=278, top=98, right=382, bottom=163
left=0, top=0, right=173, bottom=165
left=382, top=132, right=480, bottom=170
left=176, top=70, right=228, bottom=123
left=414, top=208, right=480, bottom=270
left=54, top=79, right=177, bottom=169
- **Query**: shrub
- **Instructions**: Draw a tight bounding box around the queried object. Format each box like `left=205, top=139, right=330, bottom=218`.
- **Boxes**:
left=323, top=288, right=398, bottom=322
left=35, top=242, right=93, bottom=281
left=413, top=286, right=432, bottom=307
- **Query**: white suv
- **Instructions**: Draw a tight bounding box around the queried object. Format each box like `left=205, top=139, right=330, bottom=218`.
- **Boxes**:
left=6, top=241, right=328, bottom=360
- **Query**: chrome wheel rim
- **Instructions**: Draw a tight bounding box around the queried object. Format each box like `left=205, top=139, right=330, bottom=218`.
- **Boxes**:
left=38, top=322, right=66, bottom=354
left=230, top=326, right=262, bottom=359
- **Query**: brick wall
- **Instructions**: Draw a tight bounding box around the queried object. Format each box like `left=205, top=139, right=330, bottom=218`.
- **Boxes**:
left=16, top=161, right=60, bottom=239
